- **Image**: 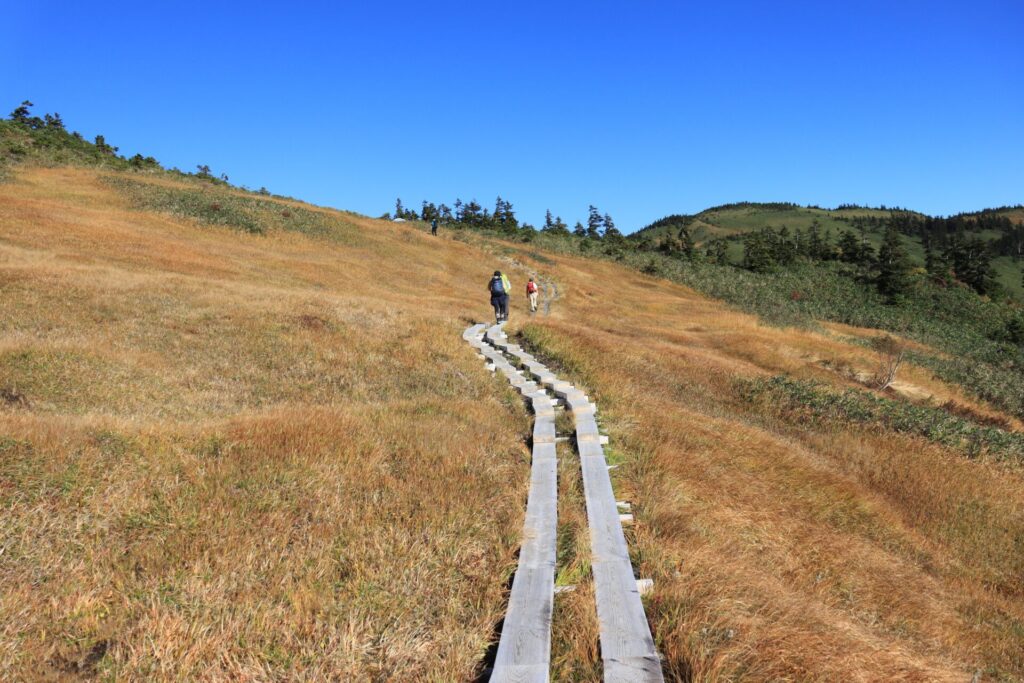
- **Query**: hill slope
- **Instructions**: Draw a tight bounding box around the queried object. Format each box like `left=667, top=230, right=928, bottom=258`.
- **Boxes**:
left=635, top=202, right=1024, bottom=298
left=2, top=166, right=1024, bottom=680
left=0, top=167, right=532, bottom=679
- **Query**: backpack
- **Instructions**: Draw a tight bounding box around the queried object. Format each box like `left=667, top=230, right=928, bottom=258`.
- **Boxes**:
left=490, top=277, right=505, bottom=295
left=527, top=281, right=538, bottom=293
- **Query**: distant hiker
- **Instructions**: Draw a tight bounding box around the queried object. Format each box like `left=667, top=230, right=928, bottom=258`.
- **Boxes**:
left=489, top=270, right=509, bottom=323
left=526, top=278, right=539, bottom=313
left=431, top=218, right=438, bottom=236
left=500, top=271, right=511, bottom=321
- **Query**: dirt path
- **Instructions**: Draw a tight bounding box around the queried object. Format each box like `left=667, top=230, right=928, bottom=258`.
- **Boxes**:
left=540, top=278, right=558, bottom=316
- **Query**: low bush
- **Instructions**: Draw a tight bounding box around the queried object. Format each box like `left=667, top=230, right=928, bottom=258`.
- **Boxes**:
left=102, top=176, right=364, bottom=243
left=740, top=375, right=1024, bottom=463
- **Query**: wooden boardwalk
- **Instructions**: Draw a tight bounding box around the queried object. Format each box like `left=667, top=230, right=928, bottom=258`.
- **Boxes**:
left=465, top=323, right=557, bottom=683
left=464, top=322, right=663, bottom=682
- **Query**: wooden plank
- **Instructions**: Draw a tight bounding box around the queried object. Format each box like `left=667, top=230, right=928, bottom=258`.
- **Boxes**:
left=490, top=664, right=549, bottom=683
left=530, top=396, right=556, bottom=418
left=490, top=470, right=557, bottom=678
left=466, top=324, right=557, bottom=683
left=471, top=322, right=662, bottom=682
left=533, top=417, right=557, bottom=444
left=464, top=323, right=488, bottom=341
left=572, top=401, right=663, bottom=682
left=603, top=657, right=665, bottom=683
left=575, top=416, right=601, bottom=441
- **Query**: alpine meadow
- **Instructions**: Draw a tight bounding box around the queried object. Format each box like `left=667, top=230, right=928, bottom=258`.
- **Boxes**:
left=2, top=97, right=1024, bottom=682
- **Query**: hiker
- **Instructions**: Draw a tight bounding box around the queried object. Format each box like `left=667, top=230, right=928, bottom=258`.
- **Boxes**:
left=488, top=270, right=509, bottom=323
left=526, top=277, right=539, bottom=313
left=500, top=271, right=511, bottom=321
left=431, top=218, right=438, bottom=236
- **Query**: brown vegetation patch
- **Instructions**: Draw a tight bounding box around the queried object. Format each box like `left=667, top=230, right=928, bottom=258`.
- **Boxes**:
left=0, top=386, right=28, bottom=408
left=295, top=313, right=331, bottom=331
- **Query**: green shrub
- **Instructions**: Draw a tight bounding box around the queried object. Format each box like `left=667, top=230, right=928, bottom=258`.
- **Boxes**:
left=740, top=375, right=1024, bottom=463
left=101, top=176, right=365, bottom=243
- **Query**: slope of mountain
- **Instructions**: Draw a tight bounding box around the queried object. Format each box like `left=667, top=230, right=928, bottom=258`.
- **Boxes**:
left=635, top=203, right=901, bottom=242
left=635, top=203, right=1024, bottom=298
left=2, top=161, right=1023, bottom=678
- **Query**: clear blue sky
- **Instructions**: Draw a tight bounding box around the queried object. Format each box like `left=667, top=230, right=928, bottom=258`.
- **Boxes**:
left=3, top=1, right=1022, bottom=232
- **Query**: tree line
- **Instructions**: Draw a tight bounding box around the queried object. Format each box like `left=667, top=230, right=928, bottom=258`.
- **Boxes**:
left=646, top=217, right=1004, bottom=301
left=4, top=101, right=247, bottom=184
left=385, top=197, right=622, bottom=242
left=840, top=209, right=1024, bottom=261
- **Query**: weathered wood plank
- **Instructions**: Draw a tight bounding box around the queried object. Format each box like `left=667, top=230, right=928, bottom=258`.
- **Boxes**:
left=603, top=657, right=665, bottom=683
left=533, top=417, right=557, bottom=444
left=471, top=322, right=662, bottom=682
left=466, top=324, right=557, bottom=683
left=574, top=416, right=602, bottom=441
left=490, top=663, right=549, bottom=683
left=573, top=402, right=663, bottom=682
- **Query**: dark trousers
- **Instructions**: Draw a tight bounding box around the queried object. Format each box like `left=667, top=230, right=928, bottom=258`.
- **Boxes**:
left=491, top=295, right=509, bottom=321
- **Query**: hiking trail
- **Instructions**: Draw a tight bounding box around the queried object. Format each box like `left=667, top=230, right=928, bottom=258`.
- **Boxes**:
left=464, top=323, right=663, bottom=683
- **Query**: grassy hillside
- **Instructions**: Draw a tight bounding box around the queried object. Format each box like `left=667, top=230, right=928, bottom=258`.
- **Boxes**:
left=635, top=203, right=1024, bottom=299
left=0, top=167, right=533, bottom=679
left=3, top=163, right=1024, bottom=677
left=638, top=203, right=898, bottom=242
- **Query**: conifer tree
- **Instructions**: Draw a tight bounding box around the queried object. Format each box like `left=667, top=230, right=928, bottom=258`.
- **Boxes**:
left=586, top=205, right=603, bottom=239
left=543, top=209, right=555, bottom=232
left=821, top=228, right=836, bottom=260
left=420, top=201, right=439, bottom=222
left=96, top=135, right=118, bottom=155
left=945, top=234, right=996, bottom=295
left=838, top=230, right=861, bottom=263
left=602, top=213, right=623, bottom=240
left=499, top=197, right=517, bottom=229
left=876, top=225, right=911, bottom=301
left=924, top=241, right=952, bottom=284
left=462, top=199, right=483, bottom=226
left=858, top=225, right=875, bottom=266
left=807, top=220, right=826, bottom=259
left=773, top=226, right=797, bottom=265
left=659, top=236, right=683, bottom=256
left=794, top=228, right=810, bottom=259
left=494, top=196, right=507, bottom=225
left=706, top=239, right=729, bottom=265
left=10, top=100, right=33, bottom=123
left=743, top=231, right=775, bottom=272
left=677, top=225, right=695, bottom=258
left=573, top=221, right=586, bottom=237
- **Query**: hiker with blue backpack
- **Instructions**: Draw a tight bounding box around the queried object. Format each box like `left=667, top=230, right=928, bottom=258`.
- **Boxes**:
left=488, top=270, right=511, bottom=323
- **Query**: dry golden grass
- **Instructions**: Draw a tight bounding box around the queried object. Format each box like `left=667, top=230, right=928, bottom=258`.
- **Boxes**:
left=4, top=165, right=1024, bottom=681
left=0, top=167, right=539, bottom=680
left=510, top=253, right=1024, bottom=681
left=550, top=443, right=600, bottom=681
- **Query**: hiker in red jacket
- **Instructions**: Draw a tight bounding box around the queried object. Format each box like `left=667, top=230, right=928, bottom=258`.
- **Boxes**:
left=526, top=278, right=539, bottom=313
